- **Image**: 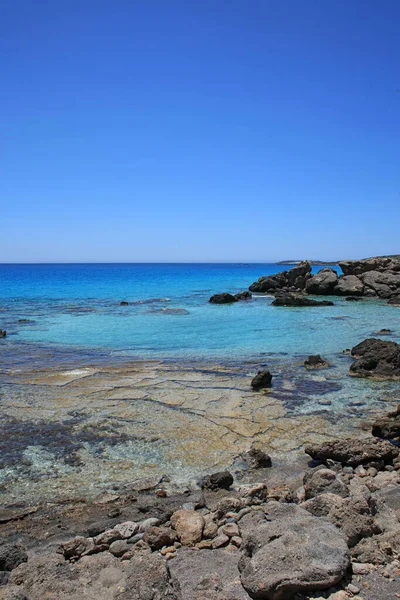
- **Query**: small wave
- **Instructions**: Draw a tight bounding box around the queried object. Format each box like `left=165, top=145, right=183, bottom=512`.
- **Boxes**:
left=131, top=298, right=171, bottom=305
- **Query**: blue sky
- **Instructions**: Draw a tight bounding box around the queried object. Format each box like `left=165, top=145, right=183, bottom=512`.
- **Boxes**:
left=1, top=0, right=399, bottom=262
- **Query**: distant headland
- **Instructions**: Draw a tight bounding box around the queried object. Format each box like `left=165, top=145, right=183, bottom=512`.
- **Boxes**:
left=276, top=260, right=338, bottom=266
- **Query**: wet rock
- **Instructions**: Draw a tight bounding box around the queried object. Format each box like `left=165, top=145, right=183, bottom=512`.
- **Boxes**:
left=304, top=468, right=349, bottom=499
left=272, top=294, right=334, bottom=307
left=238, top=502, right=350, bottom=599
left=251, top=369, right=272, bottom=390
left=168, top=548, right=251, bottom=599
left=305, top=437, right=399, bottom=466
left=201, top=471, right=234, bottom=491
left=388, top=295, right=400, bottom=305
left=345, top=296, right=362, bottom=301
left=335, top=275, right=364, bottom=296
left=0, top=544, right=27, bottom=572
left=143, top=526, right=176, bottom=550
left=304, top=354, right=329, bottom=369
left=305, top=268, right=338, bottom=295
left=372, top=405, right=400, bottom=440
left=209, top=293, right=238, bottom=304
left=375, top=328, right=392, bottom=335
left=234, top=291, right=252, bottom=301
left=243, top=444, right=272, bottom=468
left=120, top=301, right=129, bottom=306
left=170, top=509, right=205, bottom=546
left=350, top=338, right=400, bottom=378
left=0, top=330, right=6, bottom=338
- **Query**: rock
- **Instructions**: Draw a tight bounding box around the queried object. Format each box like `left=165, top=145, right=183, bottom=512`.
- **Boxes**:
left=305, top=268, right=338, bottom=295
left=170, top=509, right=205, bottom=546
left=113, top=521, right=139, bottom=539
left=249, top=262, right=311, bottom=293
left=375, top=328, right=392, bottom=335
left=143, top=526, right=176, bottom=550
left=249, top=276, right=280, bottom=293
left=301, top=492, right=344, bottom=517
left=120, top=301, right=129, bottom=306
left=139, top=517, right=161, bottom=532
left=350, top=338, right=400, bottom=378
left=238, top=502, right=350, bottom=599
left=304, top=468, right=349, bottom=499
left=222, top=523, right=240, bottom=538
left=212, top=534, right=230, bottom=548
left=304, top=354, right=329, bottom=369
left=87, top=520, right=117, bottom=537
left=108, top=539, right=131, bottom=557
left=0, top=330, right=6, bottom=338
left=345, top=296, right=362, bottom=301
left=251, top=369, right=272, bottom=390
left=305, top=437, right=399, bottom=466
left=339, top=256, right=400, bottom=276
left=372, top=405, right=400, bottom=440
left=351, top=536, right=389, bottom=565
left=168, top=548, right=252, bottom=599
left=286, top=260, right=312, bottom=286
left=272, top=294, right=334, bottom=307
left=0, top=545, right=27, bottom=572
left=327, top=497, right=380, bottom=547
left=335, top=275, right=364, bottom=296
left=388, top=295, right=400, bottom=305
left=202, top=514, right=218, bottom=539
left=234, top=291, right=252, bottom=301
left=94, top=529, right=123, bottom=546
left=209, top=293, right=238, bottom=304
left=361, top=270, right=400, bottom=297
left=57, top=536, right=96, bottom=560
left=243, top=444, right=272, bottom=468
left=201, top=471, right=234, bottom=490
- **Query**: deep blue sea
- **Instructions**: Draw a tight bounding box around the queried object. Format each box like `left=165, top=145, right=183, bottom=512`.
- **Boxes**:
left=1, top=262, right=400, bottom=363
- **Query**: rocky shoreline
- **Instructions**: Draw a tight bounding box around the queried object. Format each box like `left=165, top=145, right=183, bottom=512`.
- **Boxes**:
left=1, top=401, right=399, bottom=600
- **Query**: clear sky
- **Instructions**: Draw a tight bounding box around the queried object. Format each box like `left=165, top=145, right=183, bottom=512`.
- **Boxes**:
left=1, top=0, right=399, bottom=263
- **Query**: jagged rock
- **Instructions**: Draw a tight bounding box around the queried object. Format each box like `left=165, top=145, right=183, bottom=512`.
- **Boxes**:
left=335, top=275, right=364, bottom=296
left=305, top=437, right=399, bottom=466
left=272, top=294, right=334, bottom=307
left=201, top=471, right=234, bottom=490
left=301, top=492, right=344, bottom=517
left=238, top=502, right=350, bottom=599
left=251, top=369, right=272, bottom=390
left=249, top=262, right=311, bottom=293
left=168, top=548, right=251, bottom=600
left=0, top=544, right=27, bottom=572
left=350, top=338, right=400, bottom=378
left=209, top=293, right=238, bottom=304
left=249, top=276, right=280, bottom=293
left=303, top=468, right=349, bottom=499
left=143, top=526, right=176, bottom=550
left=170, top=509, right=205, bottom=546
left=113, top=521, right=139, bottom=539
left=243, top=444, right=272, bottom=468
left=339, top=257, right=400, bottom=276
left=304, top=355, right=329, bottom=369
left=234, top=291, right=252, bottom=301
left=57, top=536, right=96, bottom=560
left=372, top=405, right=400, bottom=440
left=351, top=536, right=389, bottom=565
left=388, top=295, right=400, bottom=305
left=305, top=269, right=338, bottom=295
left=361, top=270, right=400, bottom=298
left=286, top=260, right=312, bottom=286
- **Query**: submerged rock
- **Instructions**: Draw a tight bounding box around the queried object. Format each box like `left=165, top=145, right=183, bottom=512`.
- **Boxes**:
left=251, top=369, right=272, bottom=389
left=209, top=293, right=238, bottom=304
left=0, top=329, right=6, bottom=338
left=238, top=502, right=350, bottom=599
left=350, top=338, right=400, bottom=378
left=372, top=405, right=400, bottom=441
left=201, top=471, right=234, bottom=491
left=305, top=437, right=399, bottom=466
left=272, top=294, right=334, bottom=307
left=304, top=355, right=329, bottom=369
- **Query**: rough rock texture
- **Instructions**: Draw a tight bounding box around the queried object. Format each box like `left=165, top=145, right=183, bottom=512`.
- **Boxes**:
left=303, top=468, right=349, bottom=499
left=201, top=471, right=234, bottom=491
left=339, top=256, right=400, bottom=276
left=243, top=444, right=272, bottom=469
left=209, top=293, right=238, bottom=304
left=249, top=261, right=311, bottom=293
left=272, top=294, right=334, bottom=307
left=238, top=502, right=350, bottom=600
left=143, top=526, right=176, bottom=550
left=305, top=437, right=399, bottom=466
left=388, top=295, right=400, bottom=305
left=234, top=291, right=252, bottom=301
left=350, top=338, right=400, bottom=378
left=170, top=509, right=205, bottom=546
left=304, top=355, right=329, bottom=369
left=338, top=257, right=400, bottom=298
left=372, top=404, right=400, bottom=440
left=334, top=275, right=364, bottom=296
left=251, top=369, right=272, bottom=390
left=305, top=268, right=338, bottom=295
left=169, top=548, right=251, bottom=600
left=0, top=546, right=27, bottom=573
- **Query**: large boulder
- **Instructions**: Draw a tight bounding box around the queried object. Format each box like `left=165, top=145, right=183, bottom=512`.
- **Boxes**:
left=304, top=355, right=329, bottom=369
left=272, top=294, right=334, bottom=307
left=305, top=437, right=399, bottom=466
left=334, top=275, right=364, bottom=296
left=339, top=257, right=400, bottom=276
left=360, top=270, right=400, bottom=298
left=169, top=548, right=251, bottom=600
left=350, top=338, right=400, bottom=378
left=238, top=502, right=350, bottom=599
left=249, top=276, right=280, bottom=293
left=388, top=295, right=400, bottom=305
left=234, top=291, right=252, bottom=301
left=303, top=468, right=349, bottom=499
left=209, top=293, right=238, bottom=304
left=201, top=471, right=234, bottom=491
left=0, top=545, right=27, bottom=572
left=249, top=262, right=311, bottom=293
left=286, top=260, right=312, bottom=286
left=251, top=369, right=272, bottom=389
left=170, top=509, right=205, bottom=546
left=305, top=269, right=338, bottom=295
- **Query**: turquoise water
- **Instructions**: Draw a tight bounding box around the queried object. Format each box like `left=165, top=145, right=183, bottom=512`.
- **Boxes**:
left=1, top=263, right=400, bottom=362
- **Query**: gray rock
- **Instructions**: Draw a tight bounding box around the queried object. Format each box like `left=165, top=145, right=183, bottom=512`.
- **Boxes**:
left=0, top=544, right=27, bottom=572
left=108, top=539, right=130, bottom=557
left=304, top=468, right=349, bottom=499
left=305, top=437, right=399, bottom=466
left=209, top=293, right=238, bottom=304
left=139, top=517, right=161, bottom=532
left=350, top=338, right=400, bottom=378
left=238, top=502, right=350, bottom=599
left=201, top=471, right=234, bottom=490
left=335, top=275, right=364, bottom=296
left=58, top=536, right=95, bottom=560
left=143, top=526, right=176, bottom=550
left=243, top=445, right=272, bottom=469
left=168, top=548, right=251, bottom=600
left=305, top=269, right=338, bottom=295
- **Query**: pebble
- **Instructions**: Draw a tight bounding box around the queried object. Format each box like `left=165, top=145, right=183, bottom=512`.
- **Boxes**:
left=222, top=523, right=239, bottom=538
left=212, top=534, right=229, bottom=549
left=139, top=518, right=160, bottom=532
left=165, top=552, right=176, bottom=560
left=346, top=583, right=360, bottom=594
left=160, top=546, right=176, bottom=555
left=231, top=536, right=242, bottom=547
left=367, top=467, right=377, bottom=477
left=355, top=466, right=367, bottom=477
left=352, top=562, right=370, bottom=575
left=128, top=533, right=144, bottom=544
